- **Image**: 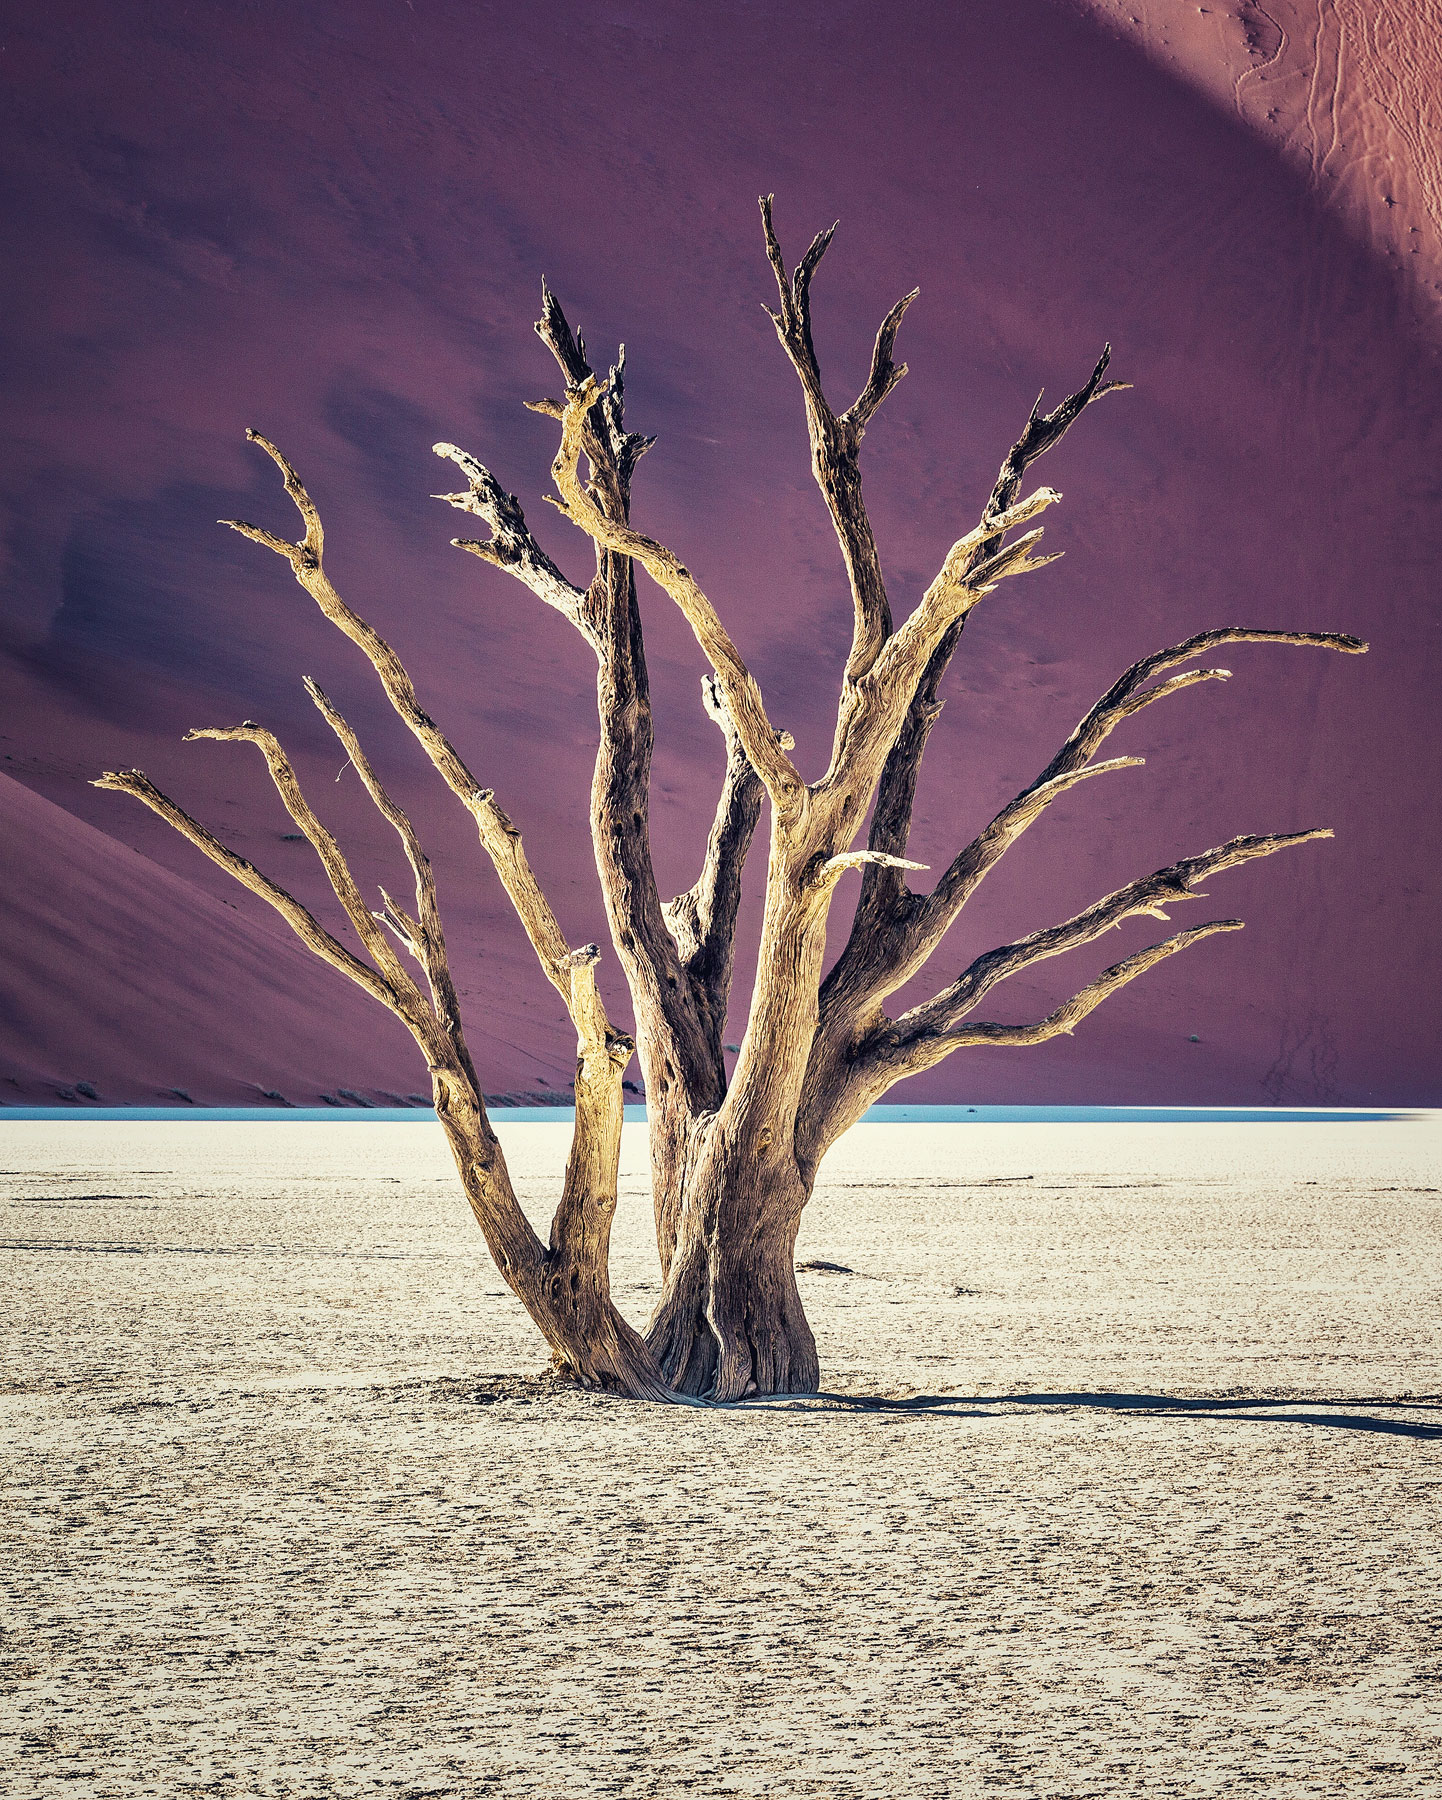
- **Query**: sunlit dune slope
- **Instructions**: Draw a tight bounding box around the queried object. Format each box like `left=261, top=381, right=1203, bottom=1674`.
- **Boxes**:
left=0, top=771, right=416, bottom=1107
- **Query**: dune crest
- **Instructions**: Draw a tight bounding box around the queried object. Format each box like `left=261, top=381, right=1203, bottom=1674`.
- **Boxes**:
left=1077, top=0, right=1442, bottom=323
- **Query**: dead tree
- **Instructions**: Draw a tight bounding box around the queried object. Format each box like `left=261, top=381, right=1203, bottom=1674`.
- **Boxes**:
left=97, top=200, right=1366, bottom=1400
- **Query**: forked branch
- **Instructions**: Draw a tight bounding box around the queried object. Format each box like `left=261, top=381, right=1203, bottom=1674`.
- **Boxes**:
left=886, top=629, right=1369, bottom=992
left=890, top=827, right=1331, bottom=1055
left=816, top=482, right=1066, bottom=811
left=433, top=444, right=585, bottom=630
left=1029, top=628, right=1367, bottom=791
left=921, top=920, right=1244, bottom=1056
left=90, top=767, right=409, bottom=1022
left=760, top=195, right=917, bottom=684
left=990, top=347, right=1128, bottom=522
left=437, top=293, right=750, bottom=1114
left=182, top=721, right=421, bottom=1008
left=304, top=679, right=476, bottom=1082
left=106, top=452, right=665, bottom=1393
left=661, top=675, right=765, bottom=1044
left=91, top=750, right=657, bottom=1394
left=547, top=375, right=805, bottom=814
left=863, top=486, right=1064, bottom=692
left=828, top=823, right=1334, bottom=1114
left=850, top=344, right=1128, bottom=912
left=534, top=283, right=655, bottom=513
left=863, top=345, right=1124, bottom=762
left=222, top=431, right=615, bottom=1051
left=828, top=630, right=1367, bottom=1020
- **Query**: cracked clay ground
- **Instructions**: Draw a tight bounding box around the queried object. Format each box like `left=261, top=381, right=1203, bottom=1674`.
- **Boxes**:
left=1, top=1116, right=1439, bottom=1797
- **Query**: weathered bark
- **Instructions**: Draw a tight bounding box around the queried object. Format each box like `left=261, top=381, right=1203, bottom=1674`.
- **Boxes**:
left=645, top=1119, right=818, bottom=1399
left=441, top=305, right=764, bottom=1283
left=430, top=1065, right=669, bottom=1399
left=95, top=197, right=1367, bottom=1402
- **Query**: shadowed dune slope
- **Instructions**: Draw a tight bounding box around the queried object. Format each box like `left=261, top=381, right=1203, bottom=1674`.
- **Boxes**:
left=1076, top=0, right=1442, bottom=326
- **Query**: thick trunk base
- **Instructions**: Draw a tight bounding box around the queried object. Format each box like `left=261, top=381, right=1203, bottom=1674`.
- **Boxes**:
left=646, top=1156, right=819, bottom=1400
left=538, top=1276, right=676, bottom=1402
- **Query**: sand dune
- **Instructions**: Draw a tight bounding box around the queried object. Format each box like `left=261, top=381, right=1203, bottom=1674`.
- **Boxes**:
left=3, top=0, right=1439, bottom=1107
left=1081, top=0, right=1442, bottom=322
left=0, top=771, right=415, bottom=1107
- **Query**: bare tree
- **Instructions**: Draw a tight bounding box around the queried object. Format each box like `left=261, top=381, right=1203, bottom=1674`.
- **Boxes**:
left=97, top=200, right=1365, bottom=1400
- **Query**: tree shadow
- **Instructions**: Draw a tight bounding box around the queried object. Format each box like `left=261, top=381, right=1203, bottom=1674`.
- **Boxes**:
left=738, top=1390, right=1442, bottom=1438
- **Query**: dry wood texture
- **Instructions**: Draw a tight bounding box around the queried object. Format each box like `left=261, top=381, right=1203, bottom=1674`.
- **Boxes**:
left=97, top=201, right=1367, bottom=1398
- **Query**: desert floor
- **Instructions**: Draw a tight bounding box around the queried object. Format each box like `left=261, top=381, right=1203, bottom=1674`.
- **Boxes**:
left=2, top=1117, right=1439, bottom=1797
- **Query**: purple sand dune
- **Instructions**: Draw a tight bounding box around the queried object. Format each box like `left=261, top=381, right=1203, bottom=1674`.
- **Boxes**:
left=1, top=0, right=1438, bottom=1105
left=0, top=771, right=419, bottom=1107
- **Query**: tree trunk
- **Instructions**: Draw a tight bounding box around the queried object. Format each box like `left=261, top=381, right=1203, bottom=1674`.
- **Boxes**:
left=645, top=1132, right=819, bottom=1400
left=434, top=1065, right=673, bottom=1401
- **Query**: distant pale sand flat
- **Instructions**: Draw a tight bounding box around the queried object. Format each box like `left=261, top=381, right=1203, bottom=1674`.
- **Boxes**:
left=1, top=1119, right=1438, bottom=1796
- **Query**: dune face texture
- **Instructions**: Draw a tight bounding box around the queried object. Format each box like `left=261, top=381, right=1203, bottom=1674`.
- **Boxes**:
left=1, top=0, right=1439, bottom=1105
left=1080, top=0, right=1442, bottom=323
left=0, top=772, right=415, bottom=1107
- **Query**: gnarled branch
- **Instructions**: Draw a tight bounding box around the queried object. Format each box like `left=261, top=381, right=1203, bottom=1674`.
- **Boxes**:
left=811, top=848, right=927, bottom=892
left=437, top=294, right=760, bottom=1120
left=912, top=629, right=1367, bottom=946
left=814, top=483, right=1065, bottom=818
left=992, top=346, right=1128, bottom=518
left=891, top=827, right=1331, bottom=1052
left=1029, top=628, right=1367, bottom=791
left=846, top=345, right=1127, bottom=916
left=433, top=444, right=585, bottom=628
left=801, top=826, right=1331, bottom=1163
left=837, top=630, right=1368, bottom=1027
left=661, top=675, right=765, bottom=1053
left=861, top=488, right=1063, bottom=694
left=896, top=920, right=1245, bottom=1069
left=844, top=289, right=919, bottom=437
left=547, top=374, right=805, bottom=815
left=133, top=435, right=676, bottom=1396
left=304, top=679, right=479, bottom=1095
left=90, top=766, right=410, bottom=1023
left=814, top=815, right=1333, bottom=1157
left=182, top=720, right=422, bottom=1011
left=760, top=195, right=916, bottom=685
left=531, top=300, right=738, bottom=1107
left=535, top=283, right=655, bottom=510
left=89, top=756, right=665, bottom=1393
left=222, top=430, right=614, bottom=1053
